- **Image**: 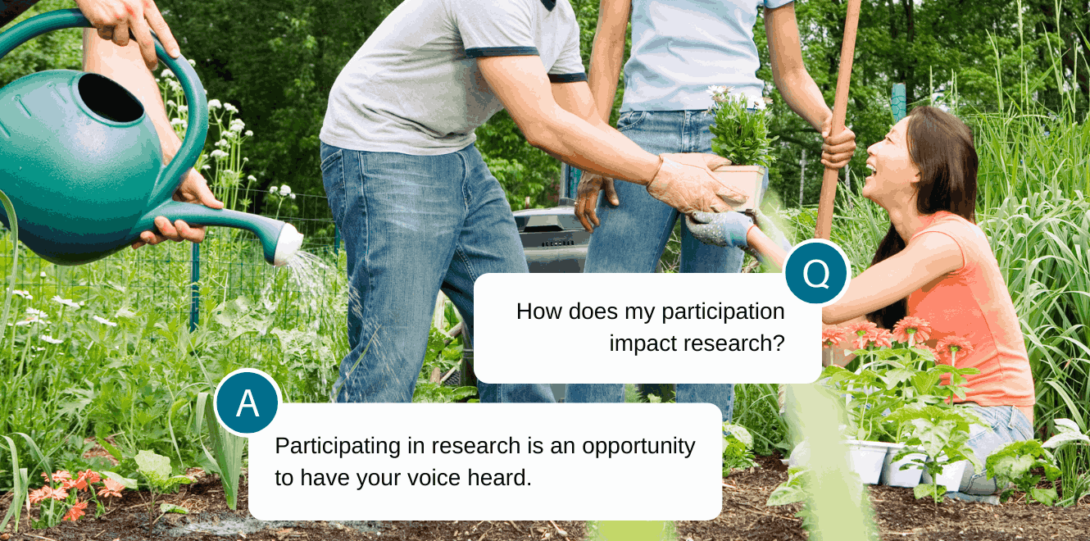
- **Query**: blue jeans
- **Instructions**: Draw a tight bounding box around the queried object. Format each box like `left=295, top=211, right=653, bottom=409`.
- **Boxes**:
left=958, top=404, right=1035, bottom=494
left=564, top=110, right=768, bottom=422
left=320, top=142, right=555, bottom=404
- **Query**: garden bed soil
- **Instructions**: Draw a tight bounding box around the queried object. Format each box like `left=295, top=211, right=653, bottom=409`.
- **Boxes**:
left=2, top=456, right=1088, bottom=541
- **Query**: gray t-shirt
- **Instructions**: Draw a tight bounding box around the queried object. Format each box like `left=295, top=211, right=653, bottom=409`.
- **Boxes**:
left=320, top=0, right=586, bottom=156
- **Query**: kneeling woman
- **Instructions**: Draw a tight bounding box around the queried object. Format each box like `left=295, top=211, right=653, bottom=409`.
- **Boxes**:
left=689, top=106, right=1035, bottom=495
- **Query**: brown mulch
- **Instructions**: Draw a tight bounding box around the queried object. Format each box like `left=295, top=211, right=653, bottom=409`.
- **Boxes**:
left=677, top=455, right=1090, bottom=541
left=2, top=456, right=1088, bottom=541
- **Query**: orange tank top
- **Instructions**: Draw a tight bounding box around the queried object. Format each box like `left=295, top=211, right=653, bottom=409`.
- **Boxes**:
left=906, top=211, right=1035, bottom=411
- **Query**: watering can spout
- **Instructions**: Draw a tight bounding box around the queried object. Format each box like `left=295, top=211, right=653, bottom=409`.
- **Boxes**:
left=139, top=202, right=304, bottom=266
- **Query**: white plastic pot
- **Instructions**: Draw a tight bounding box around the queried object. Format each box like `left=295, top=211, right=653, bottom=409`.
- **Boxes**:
left=846, top=440, right=890, bottom=485
left=880, top=444, right=924, bottom=487
left=932, top=460, right=968, bottom=491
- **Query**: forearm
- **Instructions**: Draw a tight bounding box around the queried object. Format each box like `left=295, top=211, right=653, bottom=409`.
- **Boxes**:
left=532, top=109, right=661, bottom=185
left=82, top=29, right=181, bottom=160
left=587, top=29, right=625, bottom=122
left=776, top=69, right=831, bottom=132
left=746, top=227, right=787, bottom=269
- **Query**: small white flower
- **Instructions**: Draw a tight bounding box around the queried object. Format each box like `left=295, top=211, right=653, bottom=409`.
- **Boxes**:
left=225, top=103, right=238, bottom=113
left=290, top=193, right=296, bottom=200
left=179, top=105, right=188, bottom=113
left=12, top=289, right=31, bottom=299
left=187, top=58, right=197, bottom=67
left=92, top=315, right=118, bottom=327
left=247, top=175, right=257, bottom=182
left=162, top=70, right=175, bottom=78
left=16, top=315, right=43, bottom=326
left=706, top=85, right=729, bottom=96
left=245, top=130, right=253, bottom=137
left=216, top=139, right=229, bottom=147
left=51, top=296, right=79, bottom=309
left=208, top=99, right=222, bottom=110
left=41, top=335, right=62, bottom=344
left=210, top=149, right=229, bottom=160
left=279, top=185, right=292, bottom=196
left=202, top=164, right=211, bottom=170
left=26, top=308, right=47, bottom=318
left=166, top=100, right=176, bottom=107
left=170, top=118, right=186, bottom=127
left=115, top=308, right=137, bottom=318
left=40, top=272, right=46, bottom=278
left=229, top=119, right=245, bottom=132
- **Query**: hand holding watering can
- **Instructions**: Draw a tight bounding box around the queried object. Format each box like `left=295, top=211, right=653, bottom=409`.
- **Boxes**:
left=0, top=10, right=303, bottom=266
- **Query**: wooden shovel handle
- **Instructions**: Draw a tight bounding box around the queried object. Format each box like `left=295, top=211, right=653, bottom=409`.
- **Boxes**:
left=814, top=0, right=863, bottom=240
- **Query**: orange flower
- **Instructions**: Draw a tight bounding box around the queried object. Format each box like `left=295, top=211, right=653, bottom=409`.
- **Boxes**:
left=62, top=500, right=87, bottom=522
left=821, top=327, right=846, bottom=348
left=97, top=478, right=125, bottom=499
left=47, top=487, right=69, bottom=501
left=844, top=321, right=879, bottom=349
left=872, top=329, right=894, bottom=349
left=61, top=478, right=79, bottom=490
left=893, top=317, right=932, bottom=346
left=73, top=470, right=100, bottom=491
left=936, top=336, right=974, bottom=365
left=28, top=487, right=49, bottom=505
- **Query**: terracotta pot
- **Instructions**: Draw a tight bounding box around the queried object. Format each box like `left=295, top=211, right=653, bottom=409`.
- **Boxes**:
left=711, top=165, right=765, bottom=211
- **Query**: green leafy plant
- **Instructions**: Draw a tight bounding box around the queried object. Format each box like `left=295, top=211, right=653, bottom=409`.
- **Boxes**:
left=134, top=450, right=192, bottom=502
left=195, top=392, right=245, bottom=510
left=707, top=87, right=776, bottom=169
left=722, top=423, right=756, bottom=476
left=886, top=405, right=985, bottom=502
left=1043, top=418, right=1090, bottom=506
left=986, top=440, right=1062, bottom=505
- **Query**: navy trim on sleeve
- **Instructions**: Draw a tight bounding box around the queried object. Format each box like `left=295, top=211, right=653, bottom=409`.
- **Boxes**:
left=548, top=73, right=588, bottom=84
left=465, top=46, right=540, bottom=58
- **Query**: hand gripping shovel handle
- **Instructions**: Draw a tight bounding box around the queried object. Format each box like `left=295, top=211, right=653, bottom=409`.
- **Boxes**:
left=814, top=0, right=863, bottom=240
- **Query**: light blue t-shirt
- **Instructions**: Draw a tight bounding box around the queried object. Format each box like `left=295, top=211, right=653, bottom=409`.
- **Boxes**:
left=621, top=0, right=794, bottom=112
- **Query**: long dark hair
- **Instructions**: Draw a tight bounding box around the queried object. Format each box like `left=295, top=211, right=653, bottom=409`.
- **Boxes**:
left=866, top=106, right=978, bottom=328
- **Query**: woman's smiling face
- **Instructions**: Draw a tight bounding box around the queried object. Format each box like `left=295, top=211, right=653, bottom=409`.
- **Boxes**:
left=863, top=117, right=920, bottom=207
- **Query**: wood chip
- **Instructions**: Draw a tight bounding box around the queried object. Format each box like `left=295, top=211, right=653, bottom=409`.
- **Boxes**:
left=549, top=520, right=568, bottom=536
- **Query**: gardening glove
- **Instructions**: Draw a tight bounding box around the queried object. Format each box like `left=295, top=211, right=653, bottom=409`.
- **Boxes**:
left=686, top=211, right=754, bottom=248
left=646, top=153, right=748, bottom=214
left=819, top=113, right=857, bottom=170
left=575, top=171, right=619, bottom=233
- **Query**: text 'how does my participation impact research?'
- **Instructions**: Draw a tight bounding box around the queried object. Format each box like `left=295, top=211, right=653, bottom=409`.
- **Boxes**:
left=474, top=273, right=821, bottom=384
left=248, top=404, right=722, bottom=520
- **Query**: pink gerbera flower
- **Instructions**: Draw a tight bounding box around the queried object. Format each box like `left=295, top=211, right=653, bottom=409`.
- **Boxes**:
left=936, top=336, right=974, bottom=366
left=872, top=329, right=894, bottom=349
left=821, top=327, right=846, bottom=348
left=62, top=500, right=87, bottom=522
left=892, top=316, right=932, bottom=347
left=844, top=321, right=879, bottom=350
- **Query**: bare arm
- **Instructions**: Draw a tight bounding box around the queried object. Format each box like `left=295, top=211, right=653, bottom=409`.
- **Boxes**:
left=765, top=3, right=855, bottom=168
left=478, top=56, right=661, bottom=184
left=822, top=233, right=964, bottom=325
left=588, top=0, right=631, bottom=122
left=82, top=32, right=223, bottom=246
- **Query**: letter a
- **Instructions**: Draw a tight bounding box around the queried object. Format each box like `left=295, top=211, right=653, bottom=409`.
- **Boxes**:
left=236, top=389, right=260, bottom=418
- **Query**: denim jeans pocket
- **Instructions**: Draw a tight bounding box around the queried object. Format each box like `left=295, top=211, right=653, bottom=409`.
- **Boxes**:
left=321, top=149, right=347, bottom=223
left=616, top=111, right=649, bottom=132
left=1009, top=407, right=1034, bottom=440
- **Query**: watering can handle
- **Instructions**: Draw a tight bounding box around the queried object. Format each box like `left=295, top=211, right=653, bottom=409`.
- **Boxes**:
left=0, top=9, right=207, bottom=206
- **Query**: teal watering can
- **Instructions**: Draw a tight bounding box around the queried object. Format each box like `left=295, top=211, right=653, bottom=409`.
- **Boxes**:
left=0, top=9, right=304, bottom=266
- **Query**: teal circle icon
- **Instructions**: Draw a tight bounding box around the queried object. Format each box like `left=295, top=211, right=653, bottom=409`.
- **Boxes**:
left=214, top=368, right=282, bottom=436
left=783, top=239, right=851, bottom=305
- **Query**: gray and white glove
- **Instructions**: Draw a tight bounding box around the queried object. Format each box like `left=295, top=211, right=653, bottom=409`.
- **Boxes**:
left=686, top=211, right=754, bottom=248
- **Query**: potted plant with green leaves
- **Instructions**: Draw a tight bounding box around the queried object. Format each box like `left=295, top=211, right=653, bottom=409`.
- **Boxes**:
left=885, top=405, right=986, bottom=502
left=707, top=86, right=775, bottom=212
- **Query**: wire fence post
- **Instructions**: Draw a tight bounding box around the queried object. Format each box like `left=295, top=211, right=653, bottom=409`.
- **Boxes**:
left=189, top=242, right=200, bottom=332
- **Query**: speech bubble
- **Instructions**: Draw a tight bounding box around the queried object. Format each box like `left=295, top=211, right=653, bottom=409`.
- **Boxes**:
left=248, top=403, right=721, bottom=520
left=474, top=273, right=821, bottom=385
